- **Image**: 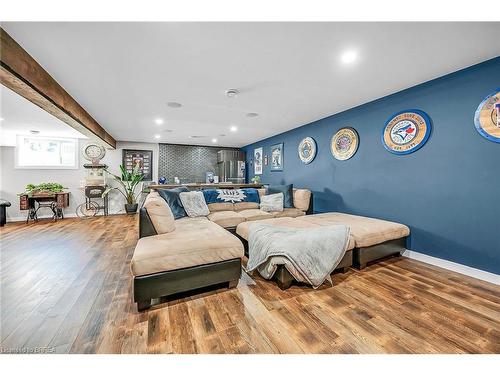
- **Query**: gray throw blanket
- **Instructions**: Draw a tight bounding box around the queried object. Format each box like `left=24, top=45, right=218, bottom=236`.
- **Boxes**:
left=246, top=223, right=350, bottom=288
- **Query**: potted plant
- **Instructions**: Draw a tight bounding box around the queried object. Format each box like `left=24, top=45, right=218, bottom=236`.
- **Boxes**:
left=250, top=175, right=261, bottom=184
left=20, top=182, right=67, bottom=196
left=103, top=164, right=144, bottom=214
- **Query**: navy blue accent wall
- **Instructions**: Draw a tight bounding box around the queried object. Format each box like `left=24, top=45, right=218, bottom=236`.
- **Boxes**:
left=243, top=57, right=500, bottom=274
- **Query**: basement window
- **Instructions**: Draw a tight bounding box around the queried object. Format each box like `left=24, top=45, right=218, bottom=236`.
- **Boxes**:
left=15, top=135, right=78, bottom=169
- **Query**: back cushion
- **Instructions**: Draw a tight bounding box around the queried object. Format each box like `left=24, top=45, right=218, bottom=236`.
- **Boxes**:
left=293, top=189, right=311, bottom=211
left=234, top=202, right=260, bottom=211
left=144, top=191, right=175, bottom=234
left=208, top=202, right=235, bottom=212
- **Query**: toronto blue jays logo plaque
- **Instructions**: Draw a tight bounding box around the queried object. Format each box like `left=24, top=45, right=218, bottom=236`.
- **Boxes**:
left=382, top=110, right=432, bottom=155
left=474, top=89, right=500, bottom=143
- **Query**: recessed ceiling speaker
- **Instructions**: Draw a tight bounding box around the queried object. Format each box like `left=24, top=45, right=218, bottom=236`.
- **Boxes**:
left=225, top=89, right=239, bottom=98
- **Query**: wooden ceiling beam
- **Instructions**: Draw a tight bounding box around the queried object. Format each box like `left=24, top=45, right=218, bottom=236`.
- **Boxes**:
left=0, top=27, right=116, bottom=149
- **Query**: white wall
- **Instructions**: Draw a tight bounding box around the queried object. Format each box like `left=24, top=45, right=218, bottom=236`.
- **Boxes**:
left=0, top=140, right=158, bottom=221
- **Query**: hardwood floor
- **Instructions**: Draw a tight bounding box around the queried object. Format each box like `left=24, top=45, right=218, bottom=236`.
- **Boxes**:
left=1, top=215, right=499, bottom=354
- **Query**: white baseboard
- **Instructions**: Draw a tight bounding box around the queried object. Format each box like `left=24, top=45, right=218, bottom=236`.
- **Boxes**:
left=402, top=250, right=500, bottom=286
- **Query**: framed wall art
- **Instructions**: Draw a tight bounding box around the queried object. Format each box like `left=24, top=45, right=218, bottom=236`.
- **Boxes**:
left=298, top=137, right=317, bottom=164
left=474, top=89, right=500, bottom=143
left=382, top=109, right=432, bottom=155
left=331, top=127, right=359, bottom=161
left=270, top=143, right=284, bottom=171
left=254, top=147, right=263, bottom=175
left=122, top=149, right=153, bottom=181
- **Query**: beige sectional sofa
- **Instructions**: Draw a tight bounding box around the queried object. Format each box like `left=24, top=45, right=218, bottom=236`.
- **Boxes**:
left=131, top=186, right=410, bottom=309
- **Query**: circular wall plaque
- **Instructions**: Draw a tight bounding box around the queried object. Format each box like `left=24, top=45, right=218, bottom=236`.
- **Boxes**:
left=474, top=89, right=500, bottom=143
left=382, top=110, right=431, bottom=155
left=331, top=127, right=359, bottom=161
left=298, top=137, right=317, bottom=164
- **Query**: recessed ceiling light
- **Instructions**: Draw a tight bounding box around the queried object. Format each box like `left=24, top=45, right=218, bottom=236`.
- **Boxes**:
left=0, top=117, right=4, bottom=122
left=246, top=112, right=258, bottom=118
left=211, top=138, right=218, bottom=143
left=230, top=125, right=238, bottom=132
left=154, top=118, right=164, bottom=125
left=341, top=50, right=357, bottom=64
left=154, top=134, right=161, bottom=139
left=225, top=89, right=239, bottom=98
left=167, top=102, right=182, bottom=108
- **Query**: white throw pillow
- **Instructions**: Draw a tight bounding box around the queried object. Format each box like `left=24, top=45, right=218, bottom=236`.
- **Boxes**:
left=260, top=193, right=284, bottom=212
left=179, top=191, right=210, bottom=217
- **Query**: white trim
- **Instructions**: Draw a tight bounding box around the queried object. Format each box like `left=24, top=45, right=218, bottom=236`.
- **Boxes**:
left=403, top=250, right=500, bottom=286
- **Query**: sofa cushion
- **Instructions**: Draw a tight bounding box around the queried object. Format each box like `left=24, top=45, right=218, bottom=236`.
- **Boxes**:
left=208, top=211, right=245, bottom=228
left=157, top=187, right=189, bottom=219
left=234, top=202, right=260, bottom=211
left=259, top=193, right=284, bottom=212
left=293, top=189, right=311, bottom=212
left=297, top=212, right=410, bottom=248
left=271, top=207, right=306, bottom=218
left=131, top=219, right=244, bottom=277
left=208, top=202, right=234, bottom=212
left=179, top=191, right=210, bottom=217
left=235, top=217, right=355, bottom=250
left=144, top=191, right=175, bottom=234
left=238, top=209, right=274, bottom=221
left=267, top=184, right=294, bottom=208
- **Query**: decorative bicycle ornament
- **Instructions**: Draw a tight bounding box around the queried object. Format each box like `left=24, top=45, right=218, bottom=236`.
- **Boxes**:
left=298, top=137, right=317, bottom=164
left=474, top=89, right=500, bottom=143
left=331, top=127, right=359, bottom=161
left=382, top=110, right=432, bottom=155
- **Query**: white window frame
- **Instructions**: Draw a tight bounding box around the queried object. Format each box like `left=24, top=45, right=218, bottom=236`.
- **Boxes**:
left=15, top=135, right=79, bottom=170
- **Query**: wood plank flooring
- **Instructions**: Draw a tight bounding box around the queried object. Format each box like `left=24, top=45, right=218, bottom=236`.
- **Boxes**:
left=1, top=215, right=499, bottom=354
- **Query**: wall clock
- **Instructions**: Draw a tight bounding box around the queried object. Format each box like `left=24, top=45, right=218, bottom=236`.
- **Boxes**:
left=298, top=137, right=317, bottom=164
left=83, top=143, right=106, bottom=165
left=382, top=109, right=432, bottom=155
left=474, top=89, right=500, bottom=143
left=331, top=127, right=359, bottom=161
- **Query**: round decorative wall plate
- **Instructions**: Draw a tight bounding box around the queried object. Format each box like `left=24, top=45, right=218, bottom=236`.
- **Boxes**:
left=382, top=110, right=432, bottom=155
left=298, top=137, right=317, bottom=164
left=474, top=89, right=500, bottom=143
left=331, top=127, right=359, bottom=161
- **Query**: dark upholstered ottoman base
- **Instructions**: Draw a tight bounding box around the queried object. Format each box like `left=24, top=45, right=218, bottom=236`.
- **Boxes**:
left=133, top=258, right=242, bottom=311
left=353, top=237, right=407, bottom=270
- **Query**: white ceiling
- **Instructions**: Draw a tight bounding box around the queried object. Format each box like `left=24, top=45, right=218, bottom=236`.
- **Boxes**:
left=0, top=85, right=87, bottom=146
left=2, top=22, right=500, bottom=147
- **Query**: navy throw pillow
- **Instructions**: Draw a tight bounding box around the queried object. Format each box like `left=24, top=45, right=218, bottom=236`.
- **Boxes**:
left=267, top=184, right=294, bottom=208
left=157, top=187, right=189, bottom=219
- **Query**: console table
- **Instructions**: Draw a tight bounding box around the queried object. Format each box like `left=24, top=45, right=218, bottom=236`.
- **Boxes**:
left=19, top=192, right=70, bottom=223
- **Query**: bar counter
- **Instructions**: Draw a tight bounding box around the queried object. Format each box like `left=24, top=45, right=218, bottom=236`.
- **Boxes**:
left=148, top=183, right=263, bottom=190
